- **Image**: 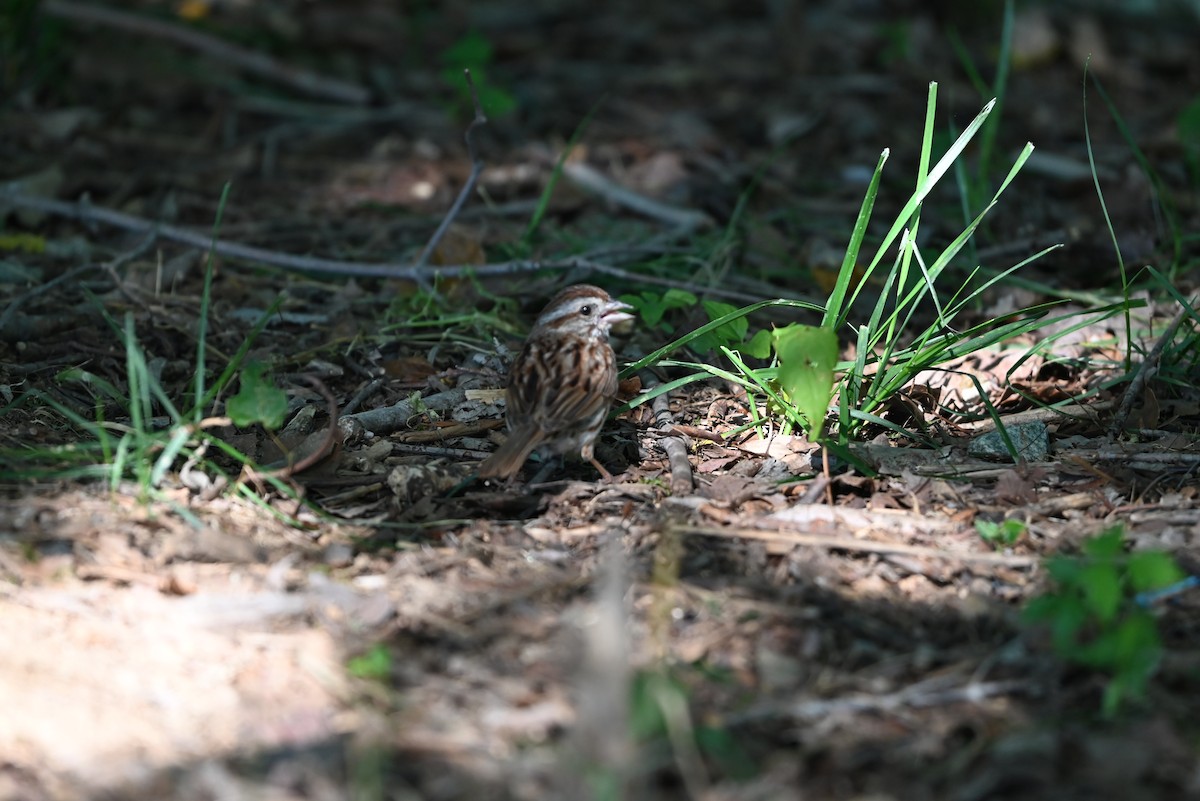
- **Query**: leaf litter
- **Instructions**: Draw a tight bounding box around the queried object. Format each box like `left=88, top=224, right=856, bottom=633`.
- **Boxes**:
left=2, top=1, right=1200, bottom=799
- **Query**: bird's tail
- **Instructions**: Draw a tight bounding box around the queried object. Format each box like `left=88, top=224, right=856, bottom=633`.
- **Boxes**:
left=477, top=428, right=543, bottom=479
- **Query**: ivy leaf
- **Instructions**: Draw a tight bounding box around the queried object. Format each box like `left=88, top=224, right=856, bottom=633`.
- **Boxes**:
left=1079, top=562, right=1122, bottom=624
left=1127, top=551, right=1185, bottom=593
left=226, top=362, right=288, bottom=430
left=702, top=300, right=747, bottom=342
left=741, top=328, right=773, bottom=359
left=661, top=288, right=698, bottom=309
left=1084, top=527, right=1125, bottom=559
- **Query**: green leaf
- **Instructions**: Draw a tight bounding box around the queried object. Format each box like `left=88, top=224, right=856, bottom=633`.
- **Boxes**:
left=622, top=293, right=666, bottom=327
left=662, top=288, right=698, bottom=309
left=1080, top=562, right=1122, bottom=623
left=773, top=324, right=838, bottom=434
left=1127, top=551, right=1185, bottom=593
left=1084, top=527, right=1125, bottom=559
left=696, top=725, right=757, bottom=780
left=1046, top=596, right=1089, bottom=655
left=702, top=300, right=748, bottom=342
left=475, top=82, right=516, bottom=116
left=629, top=670, right=674, bottom=741
left=976, top=518, right=1026, bottom=546
left=1112, top=612, right=1161, bottom=667
left=442, top=30, right=493, bottom=68
left=742, top=328, right=773, bottom=359
left=346, top=644, right=392, bottom=680
left=226, top=363, right=288, bottom=429
left=1045, top=555, right=1083, bottom=585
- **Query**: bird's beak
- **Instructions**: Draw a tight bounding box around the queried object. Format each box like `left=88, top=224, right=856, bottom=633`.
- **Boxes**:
left=603, top=298, right=636, bottom=326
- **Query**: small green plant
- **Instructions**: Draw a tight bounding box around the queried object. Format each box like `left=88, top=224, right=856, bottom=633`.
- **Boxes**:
left=772, top=324, right=838, bottom=439
left=975, top=517, right=1027, bottom=547
left=621, top=81, right=1128, bottom=454
left=1023, top=526, right=1185, bottom=716
left=441, top=30, right=515, bottom=117
left=0, top=186, right=295, bottom=512
left=621, top=289, right=772, bottom=358
left=621, top=289, right=700, bottom=335
left=627, top=667, right=755, bottom=794
left=346, top=644, right=393, bottom=681
left=226, top=361, right=288, bottom=430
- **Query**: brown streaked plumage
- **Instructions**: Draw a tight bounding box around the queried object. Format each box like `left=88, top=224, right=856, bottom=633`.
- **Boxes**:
left=478, top=285, right=634, bottom=481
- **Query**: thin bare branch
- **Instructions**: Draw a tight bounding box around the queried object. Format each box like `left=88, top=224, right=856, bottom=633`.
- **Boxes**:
left=41, top=0, right=370, bottom=105
left=413, top=69, right=489, bottom=272
left=0, top=191, right=768, bottom=303
left=563, top=161, right=713, bottom=231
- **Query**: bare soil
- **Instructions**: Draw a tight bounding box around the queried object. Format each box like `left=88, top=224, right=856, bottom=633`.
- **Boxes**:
left=2, top=2, right=1200, bottom=799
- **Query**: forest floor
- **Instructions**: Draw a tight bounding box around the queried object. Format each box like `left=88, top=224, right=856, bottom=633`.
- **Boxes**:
left=2, top=1, right=1200, bottom=799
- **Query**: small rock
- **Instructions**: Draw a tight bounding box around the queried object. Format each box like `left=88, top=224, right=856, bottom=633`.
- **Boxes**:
left=322, top=542, right=355, bottom=568
left=968, top=421, right=1049, bottom=462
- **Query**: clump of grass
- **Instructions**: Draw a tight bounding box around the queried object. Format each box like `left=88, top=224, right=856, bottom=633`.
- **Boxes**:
left=0, top=186, right=296, bottom=516
left=621, top=81, right=1126, bottom=459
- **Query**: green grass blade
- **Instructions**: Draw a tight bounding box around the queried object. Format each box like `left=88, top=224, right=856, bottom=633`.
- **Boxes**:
left=1082, top=62, right=1132, bottom=369
left=150, top=427, right=191, bottom=488
left=976, top=0, right=1014, bottom=199
left=842, top=95, right=998, bottom=325
left=522, top=98, right=603, bottom=245
left=200, top=295, right=284, bottom=412
left=823, top=149, right=888, bottom=328
left=194, top=182, right=233, bottom=421
left=622, top=298, right=823, bottom=378
left=1090, top=76, right=1181, bottom=271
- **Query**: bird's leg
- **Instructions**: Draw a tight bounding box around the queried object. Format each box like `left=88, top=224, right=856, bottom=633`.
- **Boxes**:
left=588, top=456, right=614, bottom=482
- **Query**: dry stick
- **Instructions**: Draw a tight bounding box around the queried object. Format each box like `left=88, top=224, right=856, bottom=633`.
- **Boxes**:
left=1, top=190, right=773, bottom=305
left=412, top=69, right=488, bottom=272
left=390, top=442, right=492, bottom=460
left=641, top=372, right=694, bottom=495
left=41, top=0, right=370, bottom=105
left=0, top=191, right=407, bottom=277
left=340, top=377, right=385, bottom=417
left=342, top=388, right=468, bottom=434
left=1109, top=296, right=1196, bottom=435
left=562, top=161, right=713, bottom=231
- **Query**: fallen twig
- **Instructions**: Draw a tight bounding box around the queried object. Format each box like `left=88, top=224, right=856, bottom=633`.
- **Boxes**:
left=413, top=69, right=488, bottom=272
left=340, top=377, right=385, bottom=417
left=341, top=388, right=468, bottom=434
left=42, top=0, right=370, bottom=105
left=563, top=161, right=713, bottom=231
left=390, top=443, right=492, bottom=460
left=1, top=191, right=762, bottom=296
left=642, top=372, right=694, bottom=495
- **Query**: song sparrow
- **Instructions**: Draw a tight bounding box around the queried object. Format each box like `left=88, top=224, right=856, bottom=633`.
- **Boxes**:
left=479, top=284, right=634, bottom=481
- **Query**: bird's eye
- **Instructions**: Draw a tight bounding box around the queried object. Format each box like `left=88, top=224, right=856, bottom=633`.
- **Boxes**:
left=579, top=304, right=593, bottom=316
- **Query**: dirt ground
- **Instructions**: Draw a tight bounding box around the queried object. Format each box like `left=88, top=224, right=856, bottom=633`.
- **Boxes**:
left=2, top=1, right=1200, bottom=799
